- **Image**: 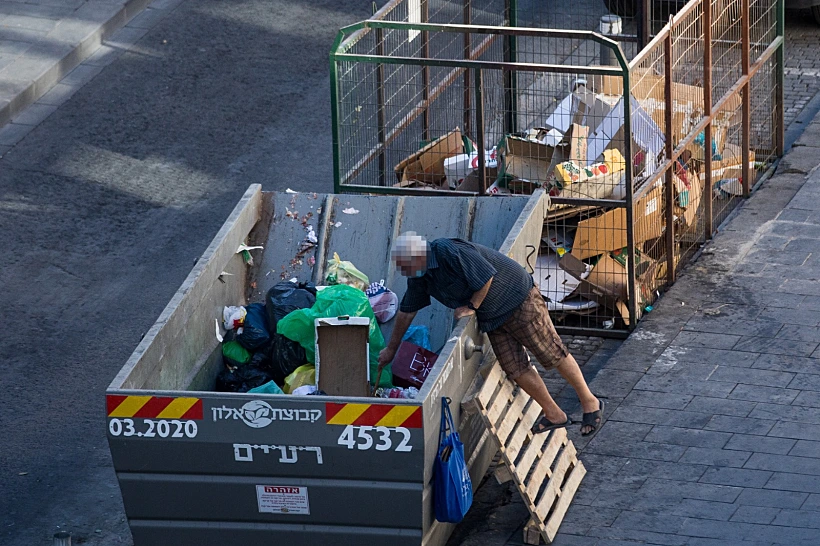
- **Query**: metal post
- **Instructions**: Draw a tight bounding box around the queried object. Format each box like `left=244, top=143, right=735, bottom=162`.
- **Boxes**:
left=640, top=0, right=651, bottom=49
left=475, top=68, right=487, bottom=194
left=376, top=27, right=387, bottom=187
left=703, top=0, right=713, bottom=238
left=623, top=85, right=637, bottom=327
left=53, top=532, right=71, bottom=546
left=421, top=0, right=430, bottom=142
left=600, top=15, right=622, bottom=66
left=664, top=30, right=676, bottom=286
left=504, top=0, right=518, bottom=135
left=741, top=0, right=751, bottom=197
left=775, top=0, right=785, bottom=156
left=463, top=0, right=472, bottom=137
left=330, top=31, right=344, bottom=193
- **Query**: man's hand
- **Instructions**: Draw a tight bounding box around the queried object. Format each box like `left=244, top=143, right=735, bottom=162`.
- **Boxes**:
left=454, top=306, right=475, bottom=319
left=378, top=347, right=397, bottom=370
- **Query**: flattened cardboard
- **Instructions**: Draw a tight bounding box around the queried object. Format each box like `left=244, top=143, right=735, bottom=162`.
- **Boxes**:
left=560, top=252, right=656, bottom=326
left=559, top=253, right=631, bottom=325
left=504, top=136, right=559, bottom=186
left=315, top=317, right=370, bottom=397
left=570, top=184, right=664, bottom=260
left=394, top=129, right=463, bottom=186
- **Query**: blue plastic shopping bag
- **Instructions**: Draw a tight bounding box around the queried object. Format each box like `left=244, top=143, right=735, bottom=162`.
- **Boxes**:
left=433, top=397, right=473, bottom=523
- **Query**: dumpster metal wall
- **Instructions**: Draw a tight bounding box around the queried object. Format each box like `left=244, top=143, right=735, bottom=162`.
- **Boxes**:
left=330, top=0, right=783, bottom=336
left=107, top=185, right=550, bottom=546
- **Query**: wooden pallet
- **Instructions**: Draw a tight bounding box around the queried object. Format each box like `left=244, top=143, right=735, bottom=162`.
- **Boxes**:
left=463, top=362, right=586, bottom=545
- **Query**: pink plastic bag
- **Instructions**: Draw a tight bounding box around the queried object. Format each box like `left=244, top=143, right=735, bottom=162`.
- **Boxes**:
left=366, top=280, right=398, bottom=323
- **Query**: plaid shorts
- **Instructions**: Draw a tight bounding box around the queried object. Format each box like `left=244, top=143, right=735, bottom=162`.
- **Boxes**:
left=487, top=286, right=569, bottom=379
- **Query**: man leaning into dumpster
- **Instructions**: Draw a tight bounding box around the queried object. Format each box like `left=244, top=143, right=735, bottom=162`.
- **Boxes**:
left=378, top=232, right=604, bottom=436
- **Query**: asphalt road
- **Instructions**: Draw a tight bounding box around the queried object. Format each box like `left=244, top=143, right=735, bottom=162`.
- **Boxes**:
left=0, top=1, right=369, bottom=544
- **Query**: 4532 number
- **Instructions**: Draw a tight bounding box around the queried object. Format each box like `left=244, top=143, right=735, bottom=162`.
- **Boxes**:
left=336, top=425, right=412, bottom=452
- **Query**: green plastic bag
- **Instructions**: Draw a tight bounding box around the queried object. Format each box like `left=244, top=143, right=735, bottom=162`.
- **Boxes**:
left=222, top=341, right=251, bottom=369
left=277, top=284, right=392, bottom=388
left=248, top=380, right=285, bottom=395
left=325, top=252, right=369, bottom=291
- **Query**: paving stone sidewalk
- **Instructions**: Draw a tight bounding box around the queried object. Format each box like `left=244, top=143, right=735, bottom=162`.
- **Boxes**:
left=453, top=107, right=820, bottom=546
left=0, top=0, right=176, bottom=128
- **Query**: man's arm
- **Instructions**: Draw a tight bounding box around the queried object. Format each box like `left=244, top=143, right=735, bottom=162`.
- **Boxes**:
left=378, top=310, right=417, bottom=369
left=455, top=277, right=493, bottom=319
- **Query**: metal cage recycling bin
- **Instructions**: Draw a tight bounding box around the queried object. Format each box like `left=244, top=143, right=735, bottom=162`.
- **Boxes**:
left=330, top=0, right=784, bottom=336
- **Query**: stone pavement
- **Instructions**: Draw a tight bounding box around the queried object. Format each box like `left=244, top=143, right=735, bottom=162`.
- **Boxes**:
left=453, top=113, right=820, bottom=545
left=0, top=0, right=171, bottom=128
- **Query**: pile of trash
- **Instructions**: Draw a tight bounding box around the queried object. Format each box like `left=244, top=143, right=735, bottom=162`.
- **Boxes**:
left=214, top=254, right=438, bottom=398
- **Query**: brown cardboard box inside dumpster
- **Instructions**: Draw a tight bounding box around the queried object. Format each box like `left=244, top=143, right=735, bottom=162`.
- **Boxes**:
left=315, top=317, right=370, bottom=397
left=570, top=184, right=665, bottom=260
left=394, top=128, right=463, bottom=187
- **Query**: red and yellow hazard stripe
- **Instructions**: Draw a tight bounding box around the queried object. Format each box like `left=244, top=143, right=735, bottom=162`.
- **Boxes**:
left=325, top=402, right=422, bottom=428
left=106, top=395, right=203, bottom=420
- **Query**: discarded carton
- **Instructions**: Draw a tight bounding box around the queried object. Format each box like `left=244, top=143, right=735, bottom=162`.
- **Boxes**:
left=554, top=148, right=625, bottom=186
left=503, top=136, right=560, bottom=186
left=570, top=184, right=665, bottom=260
left=394, top=128, right=463, bottom=187
left=559, top=123, right=589, bottom=165
left=586, top=96, right=665, bottom=169
left=545, top=86, right=613, bottom=134
left=315, top=317, right=370, bottom=397
left=559, top=253, right=631, bottom=325
left=532, top=253, right=584, bottom=303
left=560, top=251, right=657, bottom=325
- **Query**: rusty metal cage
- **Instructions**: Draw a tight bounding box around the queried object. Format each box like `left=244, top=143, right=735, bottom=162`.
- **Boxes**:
left=330, top=0, right=784, bottom=336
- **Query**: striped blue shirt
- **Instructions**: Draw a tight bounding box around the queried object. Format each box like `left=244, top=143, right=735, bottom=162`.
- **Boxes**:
left=400, top=238, right=534, bottom=332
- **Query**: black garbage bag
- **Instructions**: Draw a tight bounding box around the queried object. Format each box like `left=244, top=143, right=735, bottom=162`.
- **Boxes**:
left=263, top=281, right=316, bottom=383
left=266, top=334, right=308, bottom=385
left=215, top=353, right=274, bottom=393
left=237, top=303, right=271, bottom=351
left=265, top=281, right=317, bottom=331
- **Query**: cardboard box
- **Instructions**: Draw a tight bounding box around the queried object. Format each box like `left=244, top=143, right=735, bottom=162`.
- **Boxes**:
left=570, top=184, right=665, bottom=260
left=560, top=251, right=657, bottom=325
left=315, top=317, right=370, bottom=397
left=545, top=87, right=613, bottom=134
left=560, top=123, right=588, bottom=166
left=392, top=341, right=438, bottom=389
left=586, top=96, right=665, bottom=168
left=394, top=129, right=463, bottom=186
left=503, top=136, right=560, bottom=186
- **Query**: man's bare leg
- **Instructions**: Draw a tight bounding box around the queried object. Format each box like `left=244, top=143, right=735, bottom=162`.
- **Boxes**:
left=553, top=353, right=601, bottom=433
left=514, top=367, right=567, bottom=424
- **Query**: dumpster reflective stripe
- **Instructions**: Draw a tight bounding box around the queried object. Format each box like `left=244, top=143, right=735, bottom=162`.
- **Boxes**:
left=325, top=403, right=422, bottom=428
left=107, top=395, right=203, bottom=420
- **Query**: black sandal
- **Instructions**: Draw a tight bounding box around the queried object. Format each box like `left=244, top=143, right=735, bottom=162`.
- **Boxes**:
left=581, top=398, right=605, bottom=436
left=531, top=414, right=572, bottom=435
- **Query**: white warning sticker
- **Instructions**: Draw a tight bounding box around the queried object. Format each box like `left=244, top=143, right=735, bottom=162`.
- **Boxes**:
left=256, top=485, right=310, bottom=515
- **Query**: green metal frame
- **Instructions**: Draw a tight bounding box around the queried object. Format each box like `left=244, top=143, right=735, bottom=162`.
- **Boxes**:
left=330, top=21, right=630, bottom=195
